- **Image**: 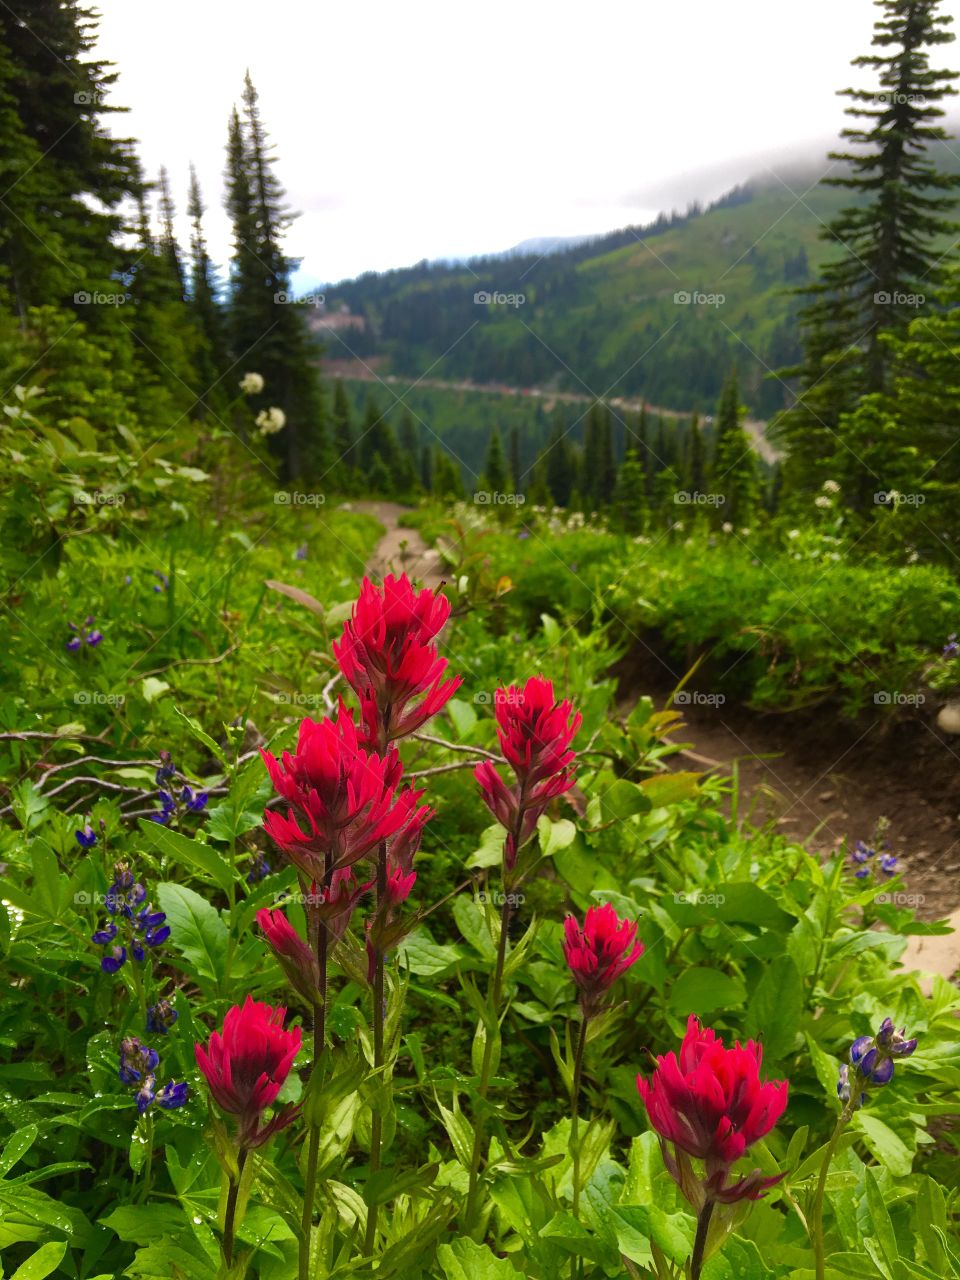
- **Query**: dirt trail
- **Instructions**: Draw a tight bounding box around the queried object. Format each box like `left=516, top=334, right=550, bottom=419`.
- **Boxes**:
left=351, top=500, right=446, bottom=588
left=359, top=504, right=959, bottom=988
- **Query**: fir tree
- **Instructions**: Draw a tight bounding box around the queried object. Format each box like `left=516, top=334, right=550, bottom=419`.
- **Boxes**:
left=331, top=380, right=355, bottom=474
left=544, top=424, right=574, bottom=507
left=613, top=449, right=647, bottom=534
left=776, top=0, right=960, bottom=504
left=186, top=164, right=227, bottom=410
left=484, top=427, right=509, bottom=496
left=710, top=370, right=761, bottom=526
left=685, top=411, right=706, bottom=496
left=509, top=424, right=522, bottom=495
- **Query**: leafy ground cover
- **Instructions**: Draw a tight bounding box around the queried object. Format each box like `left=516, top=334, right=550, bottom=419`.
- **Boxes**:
left=1, top=464, right=958, bottom=1280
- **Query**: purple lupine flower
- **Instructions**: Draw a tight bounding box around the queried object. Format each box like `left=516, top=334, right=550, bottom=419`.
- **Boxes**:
left=93, top=864, right=168, bottom=972
left=150, top=790, right=177, bottom=824
left=66, top=636, right=82, bottom=652
left=841, top=1017, right=918, bottom=1107
left=85, top=630, right=103, bottom=647
left=75, top=823, right=97, bottom=849
left=154, top=1080, right=189, bottom=1109
left=247, top=853, right=272, bottom=884
left=879, top=853, right=898, bottom=876
left=294, top=543, right=308, bottom=561
left=101, top=945, right=126, bottom=973
left=119, top=1038, right=159, bottom=1084
left=146, top=999, right=178, bottom=1034
left=943, top=633, right=959, bottom=658
left=182, top=786, right=208, bottom=813
left=153, top=571, right=169, bottom=593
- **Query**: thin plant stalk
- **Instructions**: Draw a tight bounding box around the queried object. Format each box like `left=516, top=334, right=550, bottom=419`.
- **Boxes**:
left=363, top=838, right=388, bottom=1256
left=811, top=1101, right=853, bottom=1280
left=690, top=1198, right=715, bottom=1280
left=570, top=1013, right=589, bottom=1219
left=223, top=1147, right=248, bottom=1269
left=299, top=853, right=332, bottom=1280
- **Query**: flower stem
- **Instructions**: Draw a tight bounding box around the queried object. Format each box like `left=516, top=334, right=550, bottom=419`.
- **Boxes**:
left=363, top=839, right=388, bottom=1257
left=464, top=885, right=513, bottom=1236
left=690, top=1198, right=715, bottom=1280
left=300, top=858, right=331, bottom=1280
left=223, top=1147, right=248, bottom=1269
left=570, top=1012, right=589, bottom=1220
left=811, top=1108, right=851, bottom=1280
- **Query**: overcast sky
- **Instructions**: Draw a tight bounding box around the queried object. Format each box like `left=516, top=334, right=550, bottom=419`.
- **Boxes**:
left=92, top=0, right=960, bottom=287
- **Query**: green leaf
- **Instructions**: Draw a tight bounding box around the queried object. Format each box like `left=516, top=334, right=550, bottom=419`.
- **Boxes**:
left=853, top=1112, right=914, bottom=1178
left=9, top=1241, right=68, bottom=1280
left=397, top=927, right=467, bottom=978
left=640, top=770, right=701, bottom=806
left=664, top=882, right=794, bottom=931
left=614, top=1204, right=693, bottom=1266
left=363, top=1162, right=439, bottom=1207
left=744, top=954, right=802, bottom=1058
left=466, top=824, right=506, bottom=870
left=668, top=967, right=747, bottom=1016
left=446, top=698, right=478, bottom=740
left=701, top=1235, right=777, bottom=1279
left=599, top=779, right=651, bottom=823
left=138, top=821, right=235, bottom=893
left=537, top=815, right=577, bottom=858
left=437, top=1237, right=518, bottom=1279
left=141, top=676, right=171, bottom=704
left=155, top=883, right=228, bottom=984
left=804, top=1032, right=842, bottom=1102
left=435, top=1094, right=475, bottom=1168
left=452, top=893, right=496, bottom=961
left=863, top=1165, right=898, bottom=1276
left=0, top=1125, right=37, bottom=1177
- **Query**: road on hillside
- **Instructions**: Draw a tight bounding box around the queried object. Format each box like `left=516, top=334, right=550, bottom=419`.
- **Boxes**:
left=325, top=363, right=781, bottom=465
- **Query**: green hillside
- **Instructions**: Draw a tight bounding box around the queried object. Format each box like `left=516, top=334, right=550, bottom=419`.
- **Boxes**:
left=321, top=150, right=959, bottom=419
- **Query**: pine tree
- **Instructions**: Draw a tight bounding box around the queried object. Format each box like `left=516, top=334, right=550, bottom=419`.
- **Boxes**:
left=710, top=370, right=761, bottom=526
left=509, top=424, right=522, bottom=495
left=186, top=164, right=227, bottom=412
left=224, top=76, right=328, bottom=479
left=613, top=449, right=647, bottom=534
left=484, top=427, right=509, bottom=497
left=685, top=411, right=706, bottom=496
left=331, top=380, right=355, bottom=475
left=596, top=407, right=617, bottom=506
left=776, top=0, right=960, bottom=504
left=157, top=166, right=185, bottom=300
left=544, top=424, right=574, bottom=507
left=432, top=447, right=463, bottom=500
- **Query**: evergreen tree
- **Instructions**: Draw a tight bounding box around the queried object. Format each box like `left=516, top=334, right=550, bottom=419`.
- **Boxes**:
left=685, top=411, right=706, bottom=495
left=596, top=407, right=617, bottom=506
left=509, top=424, right=522, bottom=495
left=331, top=380, right=355, bottom=474
left=613, top=449, right=647, bottom=534
left=776, top=0, right=960, bottom=505
left=420, top=442, right=433, bottom=492
left=432, top=447, right=462, bottom=500
left=224, top=76, right=328, bottom=478
left=544, top=424, right=574, bottom=507
left=186, top=164, right=227, bottom=411
left=484, top=427, right=509, bottom=496
left=710, top=370, right=761, bottom=526
left=157, top=166, right=185, bottom=300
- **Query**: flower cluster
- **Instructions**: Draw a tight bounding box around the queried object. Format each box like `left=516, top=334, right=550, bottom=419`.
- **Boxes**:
left=943, top=632, right=959, bottom=658
left=475, top=675, right=581, bottom=869
left=563, top=902, right=643, bottom=1014
left=850, top=838, right=897, bottom=880
left=147, top=998, right=179, bottom=1034
left=66, top=615, right=102, bottom=651
left=838, top=1016, right=917, bottom=1108
left=119, top=1036, right=188, bottom=1115
left=637, top=1015, right=789, bottom=1207
left=256, top=406, right=286, bottom=435
left=333, top=573, right=462, bottom=745
left=150, top=751, right=209, bottom=824
left=239, top=371, right=264, bottom=395
left=75, top=820, right=98, bottom=849
left=195, top=995, right=301, bottom=1149
left=261, top=703, right=427, bottom=884
left=91, top=863, right=170, bottom=973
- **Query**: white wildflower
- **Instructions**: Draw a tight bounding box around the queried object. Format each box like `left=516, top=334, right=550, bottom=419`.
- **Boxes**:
left=721, top=522, right=733, bottom=533
left=814, top=495, right=833, bottom=509
left=822, top=479, right=840, bottom=494
left=740, top=527, right=750, bottom=537
left=240, top=371, right=265, bottom=395
left=787, top=528, right=800, bottom=539
left=257, top=406, right=286, bottom=436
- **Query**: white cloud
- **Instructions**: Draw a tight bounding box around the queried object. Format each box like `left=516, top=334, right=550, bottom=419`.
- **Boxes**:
left=91, top=0, right=960, bottom=284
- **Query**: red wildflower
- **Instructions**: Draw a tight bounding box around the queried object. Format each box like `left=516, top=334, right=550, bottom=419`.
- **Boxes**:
left=194, top=995, right=302, bottom=1148
left=260, top=703, right=428, bottom=880
left=256, top=908, right=320, bottom=1003
left=563, top=903, right=643, bottom=1012
left=313, top=867, right=373, bottom=943
left=637, top=1015, right=788, bottom=1205
left=475, top=676, right=581, bottom=868
left=333, top=574, right=462, bottom=743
